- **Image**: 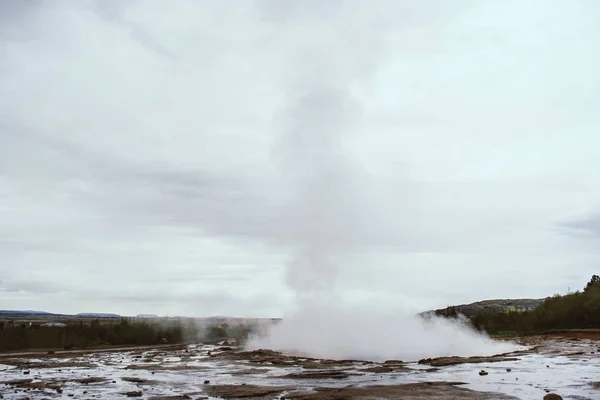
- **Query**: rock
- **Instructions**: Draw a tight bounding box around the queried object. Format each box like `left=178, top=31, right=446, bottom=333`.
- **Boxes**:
left=122, top=377, right=148, bottom=384
left=506, top=368, right=512, bottom=372
left=418, top=355, right=518, bottom=367
left=23, top=371, right=30, bottom=375
left=47, top=351, right=55, bottom=355
left=204, top=385, right=293, bottom=399
left=280, top=370, right=359, bottom=379
left=78, top=377, right=106, bottom=384
left=125, top=391, right=143, bottom=397
left=543, top=394, right=563, bottom=400
left=479, top=370, right=488, bottom=376
left=383, top=359, right=404, bottom=364
left=204, top=380, right=210, bottom=385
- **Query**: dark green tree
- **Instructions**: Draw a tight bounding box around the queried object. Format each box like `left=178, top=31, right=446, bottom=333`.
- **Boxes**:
left=585, top=274, right=600, bottom=292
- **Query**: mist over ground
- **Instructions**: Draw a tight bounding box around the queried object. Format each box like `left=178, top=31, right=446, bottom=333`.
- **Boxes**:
left=246, top=298, right=516, bottom=361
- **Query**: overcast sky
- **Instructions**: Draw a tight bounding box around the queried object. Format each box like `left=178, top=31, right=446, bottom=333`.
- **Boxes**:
left=1, top=0, right=599, bottom=317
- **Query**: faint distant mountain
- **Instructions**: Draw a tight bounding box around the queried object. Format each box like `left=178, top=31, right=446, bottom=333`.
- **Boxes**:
left=136, top=314, right=159, bottom=318
left=0, top=310, right=52, bottom=316
left=426, top=298, right=545, bottom=318
left=75, top=313, right=120, bottom=318
left=0, top=310, right=121, bottom=319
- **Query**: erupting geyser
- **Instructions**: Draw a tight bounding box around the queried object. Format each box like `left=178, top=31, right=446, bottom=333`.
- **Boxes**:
left=247, top=11, right=517, bottom=361
left=246, top=84, right=516, bottom=360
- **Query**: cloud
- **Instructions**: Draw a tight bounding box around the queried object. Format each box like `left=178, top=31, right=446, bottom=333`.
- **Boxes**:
left=562, top=212, right=600, bottom=236
left=1, top=0, right=600, bottom=315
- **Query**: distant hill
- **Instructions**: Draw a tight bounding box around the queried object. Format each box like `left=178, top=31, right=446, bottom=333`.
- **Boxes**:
left=0, top=310, right=56, bottom=318
left=427, top=298, right=545, bottom=318
left=0, top=310, right=51, bottom=315
left=0, top=310, right=120, bottom=319
left=75, top=313, right=121, bottom=318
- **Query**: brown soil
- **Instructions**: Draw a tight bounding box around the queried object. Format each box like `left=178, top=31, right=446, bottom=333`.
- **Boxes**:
left=122, top=376, right=151, bottom=383
left=220, top=349, right=366, bottom=370
left=148, top=396, right=193, bottom=400
left=278, top=370, right=361, bottom=380
left=0, top=358, right=96, bottom=369
left=229, top=368, right=272, bottom=375
left=512, top=335, right=599, bottom=357
left=360, top=365, right=408, bottom=373
left=123, top=390, right=143, bottom=397
left=300, top=360, right=363, bottom=369
left=511, top=331, right=600, bottom=342
left=204, top=384, right=294, bottom=398
left=541, top=331, right=600, bottom=340
left=0, top=344, right=187, bottom=359
left=417, top=355, right=519, bottom=367
left=286, top=382, right=518, bottom=400
left=0, top=378, right=63, bottom=391
left=125, top=364, right=210, bottom=371
left=76, top=376, right=107, bottom=384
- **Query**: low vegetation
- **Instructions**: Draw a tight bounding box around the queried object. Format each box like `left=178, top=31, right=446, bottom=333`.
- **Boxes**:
left=0, top=318, right=185, bottom=352
left=0, top=317, right=255, bottom=352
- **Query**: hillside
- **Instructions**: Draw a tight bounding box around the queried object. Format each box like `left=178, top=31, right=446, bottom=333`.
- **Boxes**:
left=0, top=310, right=120, bottom=319
left=428, top=298, right=545, bottom=318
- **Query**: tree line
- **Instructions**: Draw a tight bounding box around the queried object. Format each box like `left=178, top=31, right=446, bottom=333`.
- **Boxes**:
left=439, top=275, right=600, bottom=335
left=0, top=318, right=254, bottom=352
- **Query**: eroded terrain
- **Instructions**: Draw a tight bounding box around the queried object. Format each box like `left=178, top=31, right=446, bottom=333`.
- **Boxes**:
left=1, top=334, right=599, bottom=399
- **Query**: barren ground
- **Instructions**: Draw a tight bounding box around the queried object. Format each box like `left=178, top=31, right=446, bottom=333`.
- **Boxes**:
left=1, top=333, right=599, bottom=399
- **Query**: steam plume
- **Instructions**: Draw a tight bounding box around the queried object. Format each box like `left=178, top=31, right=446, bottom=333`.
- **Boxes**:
left=247, top=9, right=517, bottom=360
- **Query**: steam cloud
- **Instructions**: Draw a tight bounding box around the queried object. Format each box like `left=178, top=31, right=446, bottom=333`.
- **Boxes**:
left=247, top=9, right=517, bottom=360
left=273, top=85, right=363, bottom=296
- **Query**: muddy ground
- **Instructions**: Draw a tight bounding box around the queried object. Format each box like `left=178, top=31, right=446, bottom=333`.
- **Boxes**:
left=1, top=333, right=599, bottom=399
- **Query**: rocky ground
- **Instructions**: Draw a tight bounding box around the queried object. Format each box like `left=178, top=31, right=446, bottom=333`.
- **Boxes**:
left=0, top=333, right=599, bottom=399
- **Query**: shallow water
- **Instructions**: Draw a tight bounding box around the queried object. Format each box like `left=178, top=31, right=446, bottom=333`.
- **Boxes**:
left=0, top=338, right=598, bottom=399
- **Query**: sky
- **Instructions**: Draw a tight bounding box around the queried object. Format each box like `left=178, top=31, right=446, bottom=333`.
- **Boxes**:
left=1, top=0, right=600, bottom=317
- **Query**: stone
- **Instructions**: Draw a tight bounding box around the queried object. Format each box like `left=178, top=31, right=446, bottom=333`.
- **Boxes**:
left=543, top=394, right=563, bottom=400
